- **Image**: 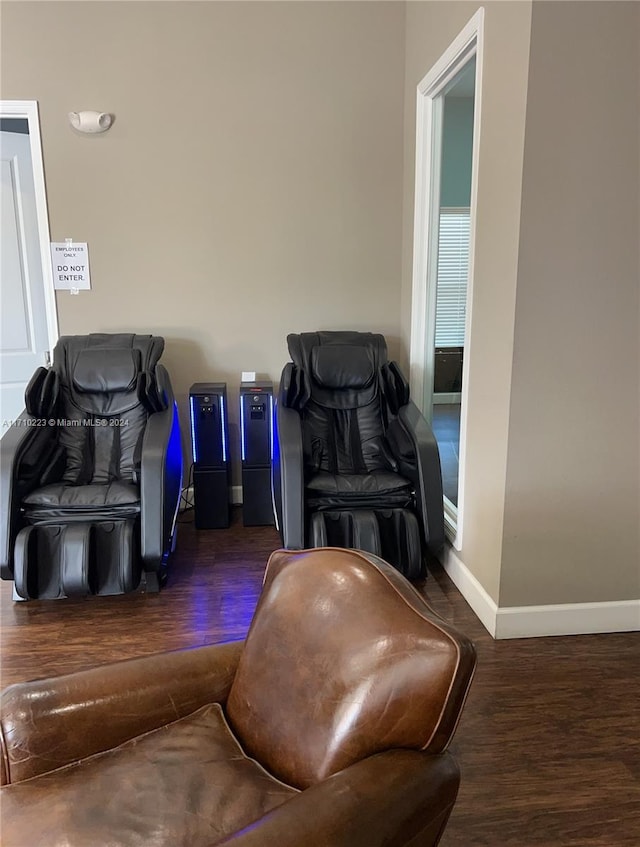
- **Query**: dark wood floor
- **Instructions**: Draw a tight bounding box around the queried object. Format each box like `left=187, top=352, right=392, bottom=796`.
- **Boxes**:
left=1, top=509, right=639, bottom=846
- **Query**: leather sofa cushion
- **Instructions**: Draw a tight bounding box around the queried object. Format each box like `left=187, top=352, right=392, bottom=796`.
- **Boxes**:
left=0, top=703, right=297, bottom=847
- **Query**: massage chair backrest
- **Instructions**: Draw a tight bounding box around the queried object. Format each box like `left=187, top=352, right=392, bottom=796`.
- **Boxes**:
left=24, top=334, right=166, bottom=485
left=280, top=331, right=411, bottom=475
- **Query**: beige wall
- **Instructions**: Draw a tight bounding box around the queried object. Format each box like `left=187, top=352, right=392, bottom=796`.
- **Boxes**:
left=402, top=1, right=639, bottom=609
left=501, top=1, right=640, bottom=605
left=1, top=1, right=406, bottom=478
left=402, top=1, right=533, bottom=602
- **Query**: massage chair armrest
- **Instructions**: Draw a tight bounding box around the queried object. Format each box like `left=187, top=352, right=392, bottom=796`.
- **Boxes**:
left=0, top=415, right=57, bottom=580
left=216, top=749, right=460, bottom=847
left=0, top=640, right=244, bottom=785
left=273, top=401, right=305, bottom=549
left=388, top=402, right=445, bottom=555
left=140, top=365, right=183, bottom=569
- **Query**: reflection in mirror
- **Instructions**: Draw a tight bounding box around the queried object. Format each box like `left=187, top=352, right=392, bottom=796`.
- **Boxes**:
left=430, top=59, right=475, bottom=509
left=0, top=118, right=29, bottom=135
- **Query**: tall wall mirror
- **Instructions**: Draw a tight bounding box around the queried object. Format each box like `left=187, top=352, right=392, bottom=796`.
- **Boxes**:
left=409, top=10, right=483, bottom=549
left=430, top=59, right=475, bottom=513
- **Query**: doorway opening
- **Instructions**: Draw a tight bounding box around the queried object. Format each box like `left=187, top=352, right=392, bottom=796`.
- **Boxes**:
left=409, top=10, right=483, bottom=549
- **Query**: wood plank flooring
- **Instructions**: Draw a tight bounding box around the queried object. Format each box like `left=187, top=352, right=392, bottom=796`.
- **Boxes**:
left=1, top=509, right=639, bottom=846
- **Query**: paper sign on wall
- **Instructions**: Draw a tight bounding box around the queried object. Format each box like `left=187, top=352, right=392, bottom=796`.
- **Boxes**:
left=50, top=242, right=91, bottom=291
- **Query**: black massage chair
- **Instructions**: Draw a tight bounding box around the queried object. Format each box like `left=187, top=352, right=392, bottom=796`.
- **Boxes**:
left=0, top=334, right=182, bottom=600
left=272, top=331, right=444, bottom=578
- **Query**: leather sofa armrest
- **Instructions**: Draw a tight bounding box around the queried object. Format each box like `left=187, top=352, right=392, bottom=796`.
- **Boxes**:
left=216, top=749, right=460, bottom=847
left=140, top=365, right=183, bottom=569
left=394, top=402, right=445, bottom=555
left=0, top=640, right=243, bottom=785
left=273, top=402, right=305, bottom=549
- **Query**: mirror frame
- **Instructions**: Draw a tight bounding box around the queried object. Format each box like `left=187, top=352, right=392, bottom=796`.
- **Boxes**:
left=409, top=10, right=484, bottom=550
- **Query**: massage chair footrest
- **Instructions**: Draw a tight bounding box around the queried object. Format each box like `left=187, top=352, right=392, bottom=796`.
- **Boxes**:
left=309, top=508, right=423, bottom=579
left=13, top=519, right=141, bottom=600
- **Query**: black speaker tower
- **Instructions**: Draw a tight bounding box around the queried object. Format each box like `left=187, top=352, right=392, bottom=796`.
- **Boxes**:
left=240, top=381, right=274, bottom=526
left=189, top=382, right=230, bottom=529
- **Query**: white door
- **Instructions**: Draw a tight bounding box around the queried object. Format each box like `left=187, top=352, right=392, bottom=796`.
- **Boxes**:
left=0, top=109, right=57, bottom=434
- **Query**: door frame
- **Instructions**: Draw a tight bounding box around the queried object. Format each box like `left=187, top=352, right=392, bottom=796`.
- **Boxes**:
left=409, top=9, right=484, bottom=549
left=1, top=100, right=58, bottom=356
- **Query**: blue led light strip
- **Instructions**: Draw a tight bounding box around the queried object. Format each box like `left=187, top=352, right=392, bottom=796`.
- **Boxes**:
left=189, top=395, right=198, bottom=463
left=269, top=394, right=274, bottom=460
left=220, top=393, right=228, bottom=463
left=240, top=395, right=246, bottom=462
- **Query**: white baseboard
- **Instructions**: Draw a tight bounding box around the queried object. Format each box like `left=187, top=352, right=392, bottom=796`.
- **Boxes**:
left=179, top=484, right=243, bottom=511
left=440, top=545, right=640, bottom=639
left=440, top=545, right=498, bottom=637
left=495, top=599, right=640, bottom=639
left=433, top=393, right=462, bottom=405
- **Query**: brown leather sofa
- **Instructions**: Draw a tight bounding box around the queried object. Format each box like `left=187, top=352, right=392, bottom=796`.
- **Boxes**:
left=0, top=547, right=477, bottom=847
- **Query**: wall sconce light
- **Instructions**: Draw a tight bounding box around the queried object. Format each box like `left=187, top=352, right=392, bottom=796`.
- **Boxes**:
left=69, top=111, right=113, bottom=134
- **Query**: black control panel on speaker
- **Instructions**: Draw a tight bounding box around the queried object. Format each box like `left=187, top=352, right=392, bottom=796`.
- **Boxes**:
left=189, top=382, right=230, bottom=529
left=240, top=381, right=274, bottom=526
